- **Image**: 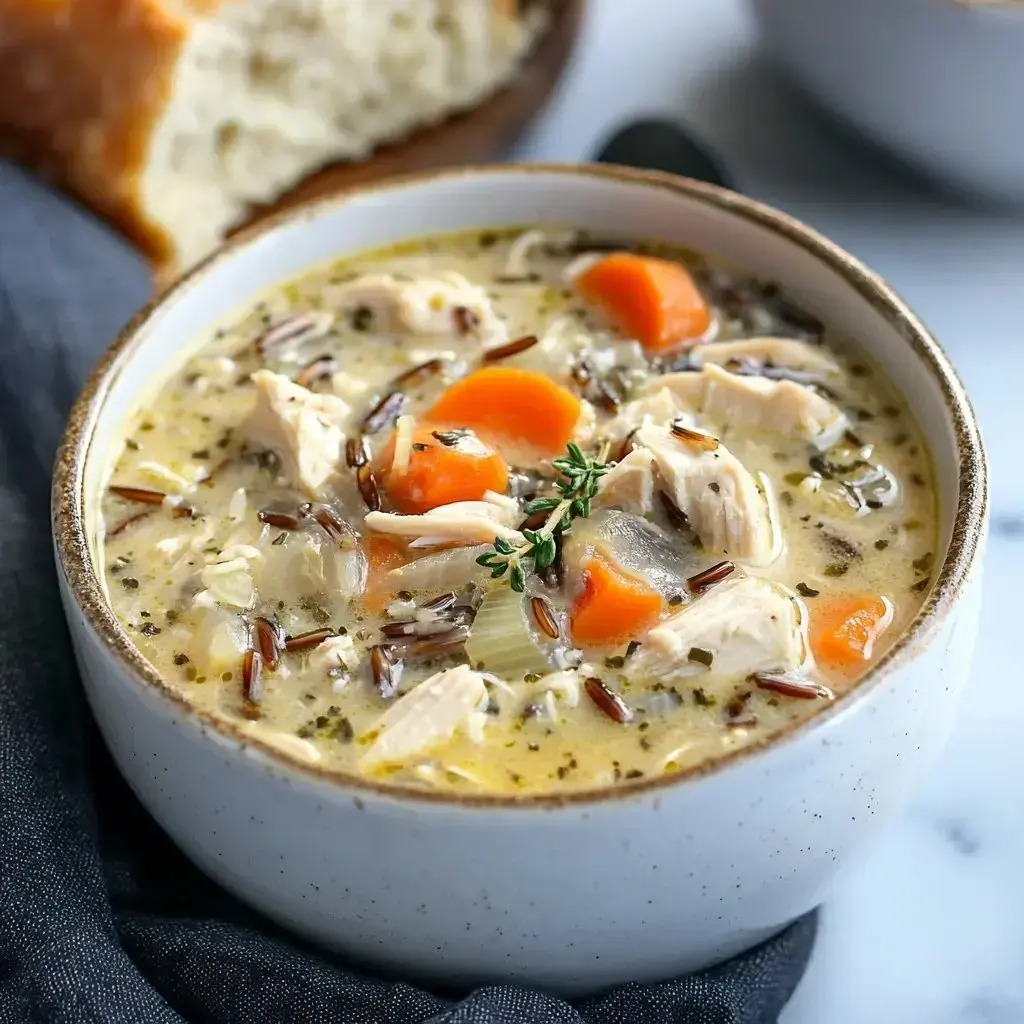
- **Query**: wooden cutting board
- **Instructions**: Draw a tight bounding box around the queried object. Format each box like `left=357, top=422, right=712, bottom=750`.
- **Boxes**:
left=236, top=0, right=586, bottom=232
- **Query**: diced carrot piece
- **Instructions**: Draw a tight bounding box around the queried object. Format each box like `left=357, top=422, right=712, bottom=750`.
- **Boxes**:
left=574, top=252, right=711, bottom=352
left=809, top=594, right=892, bottom=671
left=378, top=425, right=509, bottom=515
left=427, top=367, right=581, bottom=456
left=570, top=553, right=665, bottom=647
left=364, top=535, right=411, bottom=614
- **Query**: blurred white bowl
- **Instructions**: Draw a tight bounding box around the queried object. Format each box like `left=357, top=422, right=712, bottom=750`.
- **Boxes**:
left=749, top=0, right=1024, bottom=203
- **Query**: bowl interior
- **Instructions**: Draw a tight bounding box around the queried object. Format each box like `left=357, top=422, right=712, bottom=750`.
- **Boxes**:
left=81, top=167, right=973, bottom=585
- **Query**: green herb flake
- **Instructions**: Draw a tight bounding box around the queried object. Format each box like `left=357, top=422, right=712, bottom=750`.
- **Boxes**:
left=796, top=582, right=820, bottom=598
left=687, top=647, right=714, bottom=668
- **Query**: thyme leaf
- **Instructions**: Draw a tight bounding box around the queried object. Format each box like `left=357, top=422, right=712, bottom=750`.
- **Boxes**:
left=475, top=442, right=608, bottom=593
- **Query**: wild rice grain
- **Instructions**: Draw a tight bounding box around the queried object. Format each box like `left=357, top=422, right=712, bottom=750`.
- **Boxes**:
left=255, top=312, right=331, bottom=357
left=392, top=357, right=447, bottom=389
left=371, top=645, right=402, bottom=699
left=295, top=354, right=338, bottom=389
left=284, top=628, right=335, bottom=653
left=585, top=677, right=634, bottom=724
left=482, top=334, right=539, bottom=362
left=687, top=560, right=736, bottom=595
left=109, top=485, right=167, bottom=506
left=254, top=617, right=281, bottom=669
left=670, top=422, right=720, bottom=452
left=362, top=390, right=406, bottom=435
left=346, top=436, right=370, bottom=468
left=453, top=306, right=479, bottom=336
left=751, top=672, right=833, bottom=701
left=258, top=509, right=302, bottom=531
left=530, top=596, right=560, bottom=639
left=356, top=465, right=381, bottom=511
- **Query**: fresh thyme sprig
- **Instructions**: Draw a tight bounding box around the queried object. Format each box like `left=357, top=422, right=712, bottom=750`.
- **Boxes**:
left=476, top=442, right=609, bottom=593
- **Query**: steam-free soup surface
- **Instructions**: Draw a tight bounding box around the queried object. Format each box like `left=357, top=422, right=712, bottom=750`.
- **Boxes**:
left=100, top=227, right=937, bottom=795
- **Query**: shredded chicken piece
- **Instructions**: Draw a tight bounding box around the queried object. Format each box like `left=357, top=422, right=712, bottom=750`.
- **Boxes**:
left=137, top=460, right=195, bottom=493
left=365, top=500, right=525, bottom=549
left=629, top=576, right=805, bottom=682
left=307, top=634, right=358, bottom=678
left=533, top=669, right=581, bottom=708
left=605, top=388, right=693, bottom=442
left=658, top=364, right=848, bottom=449
left=596, top=447, right=656, bottom=514
left=332, top=271, right=507, bottom=345
left=361, top=665, right=489, bottom=769
left=692, top=337, right=841, bottom=376
left=244, top=370, right=350, bottom=498
left=636, top=424, right=776, bottom=565
left=196, top=556, right=256, bottom=609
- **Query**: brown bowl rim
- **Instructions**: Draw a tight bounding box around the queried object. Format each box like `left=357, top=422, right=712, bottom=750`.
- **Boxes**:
left=52, top=162, right=988, bottom=810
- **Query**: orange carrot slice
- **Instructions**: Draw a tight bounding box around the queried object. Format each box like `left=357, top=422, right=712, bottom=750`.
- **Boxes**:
left=378, top=425, right=509, bottom=515
left=364, top=535, right=411, bottom=614
left=570, top=552, right=665, bottom=647
left=574, top=252, right=711, bottom=351
left=427, top=367, right=581, bottom=456
left=809, top=594, right=893, bottom=671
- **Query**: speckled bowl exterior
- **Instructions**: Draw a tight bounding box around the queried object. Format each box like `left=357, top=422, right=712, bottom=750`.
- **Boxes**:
left=53, top=165, right=987, bottom=994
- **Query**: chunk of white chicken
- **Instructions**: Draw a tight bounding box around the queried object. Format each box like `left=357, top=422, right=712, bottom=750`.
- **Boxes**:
left=595, top=447, right=656, bottom=514
left=332, top=271, right=507, bottom=346
left=658, top=364, right=848, bottom=449
left=635, top=424, right=777, bottom=566
left=195, top=556, right=256, bottom=609
left=692, top=337, right=841, bottom=376
left=365, top=500, right=525, bottom=550
left=245, top=370, right=350, bottom=498
left=361, top=665, right=489, bottom=769
left=629, top=576, right=805, bottom=682
left=604, top=387, right=694, bottom=443
left=192, top=606, right=249, bottom=677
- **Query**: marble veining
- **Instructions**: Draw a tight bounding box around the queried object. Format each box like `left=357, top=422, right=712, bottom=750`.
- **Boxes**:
left=514, top=0, right=1024, bottom=1020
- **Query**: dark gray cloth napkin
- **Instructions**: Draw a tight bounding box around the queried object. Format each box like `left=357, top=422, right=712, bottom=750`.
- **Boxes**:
left=0, top=158, right=817, bottom=1023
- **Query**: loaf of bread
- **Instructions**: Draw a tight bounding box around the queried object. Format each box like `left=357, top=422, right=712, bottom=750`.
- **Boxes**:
left=0, top=0, right=544, bottom=280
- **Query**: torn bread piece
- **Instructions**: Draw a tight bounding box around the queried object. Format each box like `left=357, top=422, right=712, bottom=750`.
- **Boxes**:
left=361, top=665, right=489, bottom=769
left=659, top=363, right=848, bottom=449
left=636, top=424, right=777, bottom=565
left=365, top=501, right=525, bottom=549
left=629, top=576, right=805, bottom=683
left=0, top=0, right=545, bottom=280
left=333, top=272, right=508, bottom=345
left=244, top=370, right=350, bottom=498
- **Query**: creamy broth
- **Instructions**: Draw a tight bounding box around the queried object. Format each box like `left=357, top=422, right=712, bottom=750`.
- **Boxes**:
left=100, top=227, right=937, bottom=794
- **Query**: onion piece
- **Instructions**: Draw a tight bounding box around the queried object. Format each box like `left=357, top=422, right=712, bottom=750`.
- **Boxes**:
left=464, top=588, right=553, bottom=680
left=386, top=545, right=491, bottom=593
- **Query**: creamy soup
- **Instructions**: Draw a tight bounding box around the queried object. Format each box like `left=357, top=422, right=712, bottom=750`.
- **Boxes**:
left=100, top=227, right=937, bottom=795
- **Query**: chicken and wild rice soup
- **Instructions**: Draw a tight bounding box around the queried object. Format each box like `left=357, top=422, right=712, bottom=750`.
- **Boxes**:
left=100, top=227, right=936, bottom=794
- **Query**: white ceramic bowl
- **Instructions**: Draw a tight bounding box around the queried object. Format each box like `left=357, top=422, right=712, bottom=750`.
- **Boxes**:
left=53, top=165, right=987, bottom=995
left=749, top=0, right=1024, bottom=204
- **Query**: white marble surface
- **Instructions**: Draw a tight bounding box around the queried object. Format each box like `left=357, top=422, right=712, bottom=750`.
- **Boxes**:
left=514, top=1, right=1024, bottom=1020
